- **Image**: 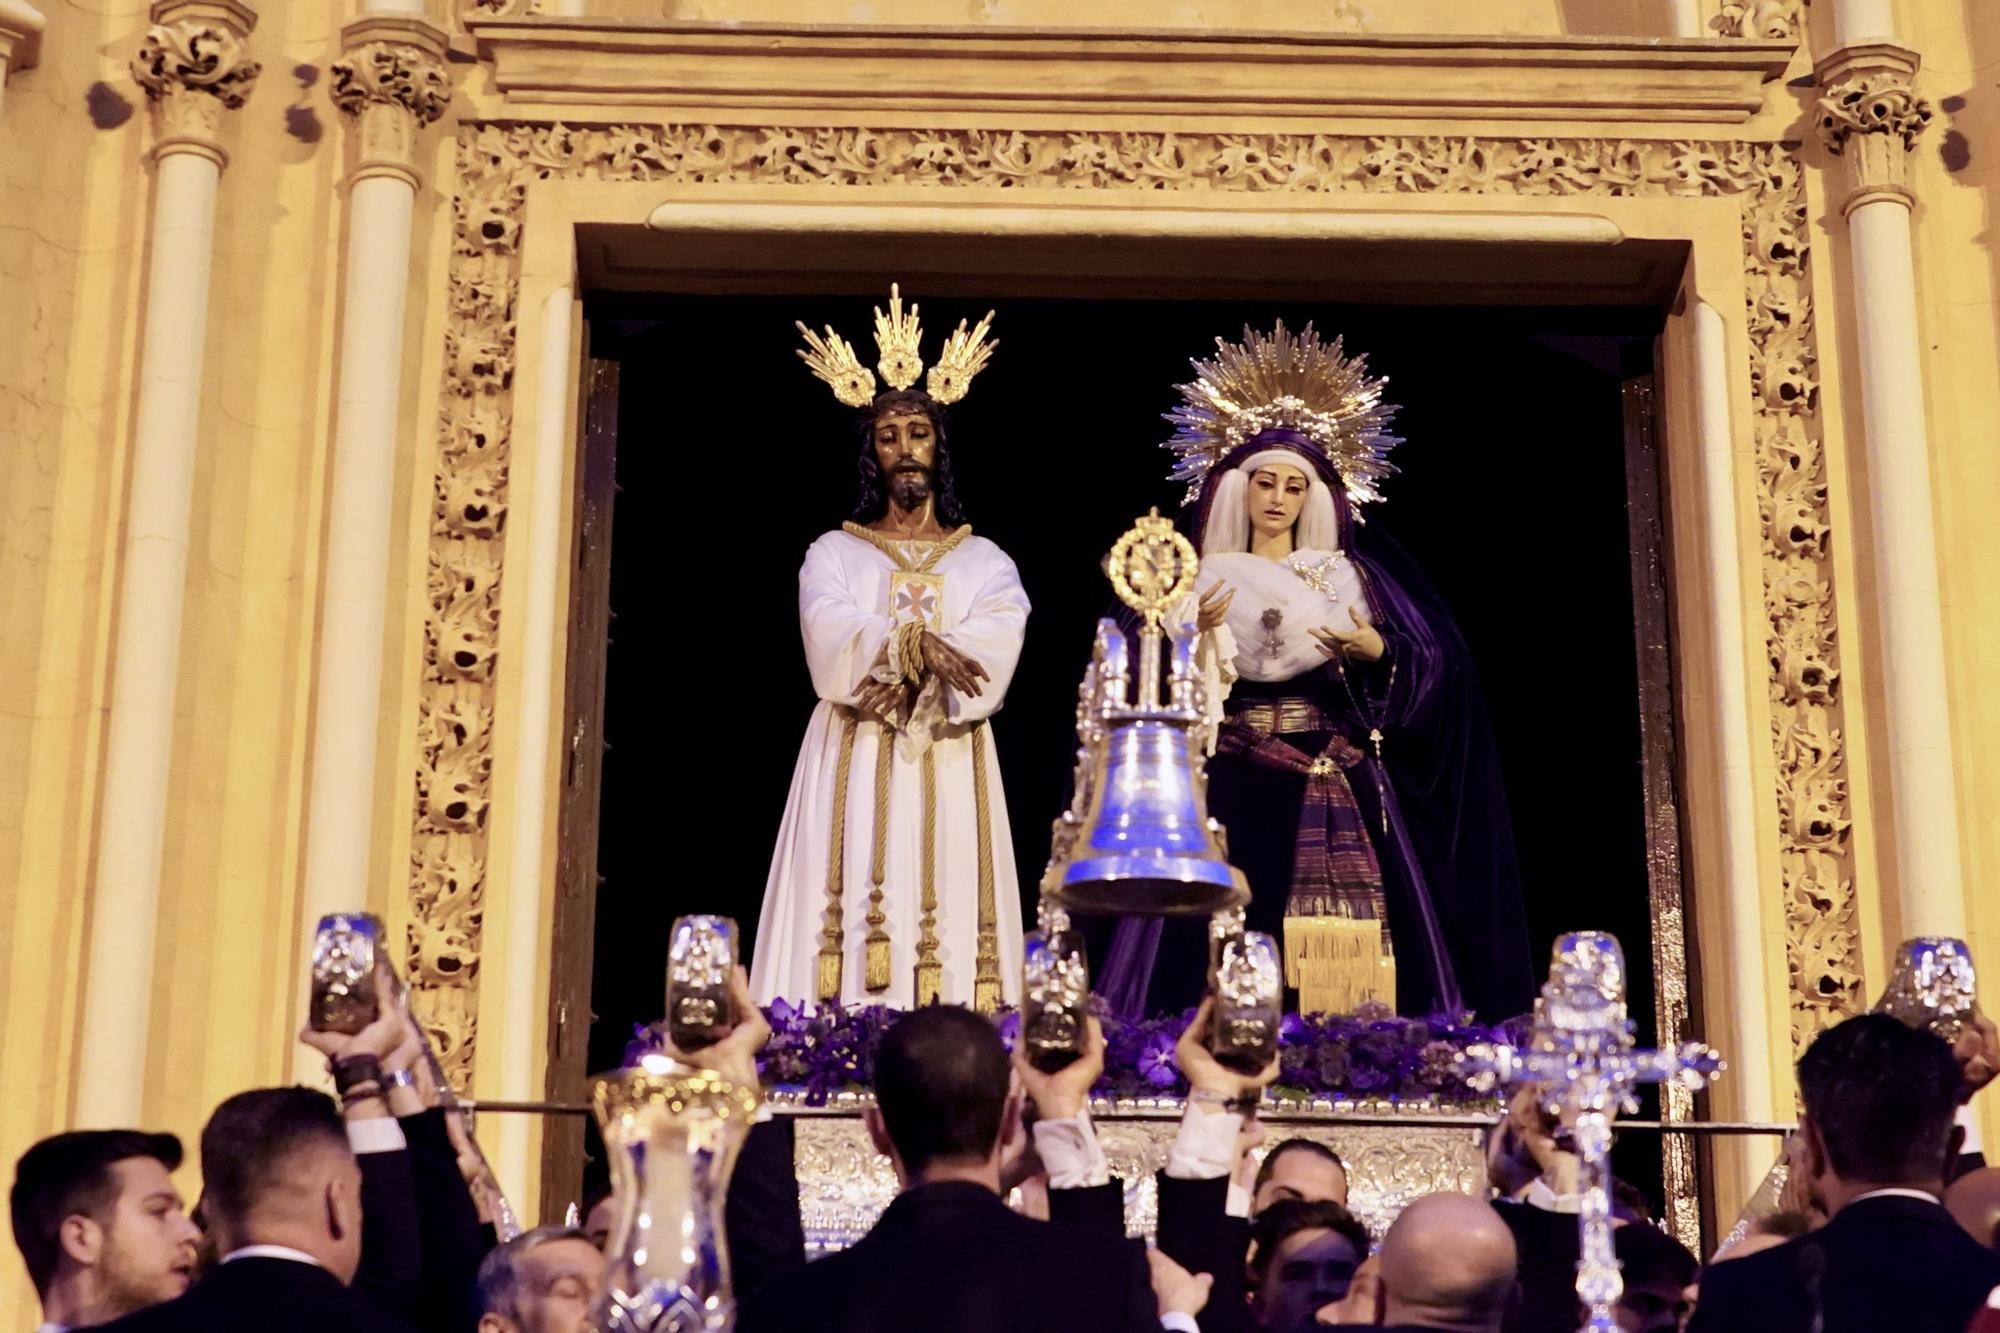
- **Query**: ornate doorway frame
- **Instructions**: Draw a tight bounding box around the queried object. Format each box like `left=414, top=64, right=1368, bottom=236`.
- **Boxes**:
left=396, top=108, right=1860, bottom=1228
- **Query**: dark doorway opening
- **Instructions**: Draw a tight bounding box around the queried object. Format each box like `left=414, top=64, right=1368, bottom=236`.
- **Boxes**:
left=572, top=291, right=1678, bottom=1210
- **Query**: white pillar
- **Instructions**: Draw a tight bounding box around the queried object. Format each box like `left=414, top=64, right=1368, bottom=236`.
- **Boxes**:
left=1833, top=0, right=1894, bottom=44
left=1693, top=304, right=1779, bottom=1192
left=1668, top=0, right=1704, bottom=39
left=0, top=0, right=44, bottom=120
left=1814, top=30, right=1964, bottom=939
left=493, top=285, right=576, bottom=1205
left=299, top=13, right=448, bottom=948
left=75, top=0, right=260, bottom=1129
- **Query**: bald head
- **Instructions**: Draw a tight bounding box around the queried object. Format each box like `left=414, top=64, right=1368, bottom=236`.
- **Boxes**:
left=1377, top=1193, right=1518, bottom=1332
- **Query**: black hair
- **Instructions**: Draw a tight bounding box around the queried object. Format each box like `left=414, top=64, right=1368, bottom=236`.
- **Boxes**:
left=872, top=1005, right=1010, bottom=1175
left=1253, top=1138, right=1347, bottom=1203
left=1613, top=1221, right=1698, bottom=1290
left=1797, top=1012, right=1963, bottom=1185
left=1246, top=1198, right=1372, bottom=1291
left=10, top=1130, right=184, bottom=1296
left=1756, top=1210, right=1814, bottom=1240
left=848, top=389, right=968, bottom=528
left=198, top=1088, right=349, bottom=1231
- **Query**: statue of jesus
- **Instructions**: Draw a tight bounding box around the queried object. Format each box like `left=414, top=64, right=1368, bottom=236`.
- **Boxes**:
left=750, top=289, right=1028, bottom=1012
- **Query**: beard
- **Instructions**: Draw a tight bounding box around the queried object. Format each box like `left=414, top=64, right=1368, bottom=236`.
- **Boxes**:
left=886, top=463, right=933, bottom=511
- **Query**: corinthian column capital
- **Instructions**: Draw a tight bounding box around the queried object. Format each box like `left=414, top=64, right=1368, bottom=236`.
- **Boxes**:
left=129, top=0, right=260, bottom=167
left=1814, top=42, right=1932, bottom=214
left=330, top=15, right=451, bottom=189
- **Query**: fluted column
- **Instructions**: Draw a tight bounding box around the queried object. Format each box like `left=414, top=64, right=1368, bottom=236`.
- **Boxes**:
left=1813, top=30, right=1964, bottom=938
left=297, top=14, right=448, bottom=961
left=0, top=0, right=44, bottom=119
left=76, top=0, right=259, bottom=1129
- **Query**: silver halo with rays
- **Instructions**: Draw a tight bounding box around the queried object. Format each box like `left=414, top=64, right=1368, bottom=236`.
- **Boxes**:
left=1163, top=321, right=1404, bottom=510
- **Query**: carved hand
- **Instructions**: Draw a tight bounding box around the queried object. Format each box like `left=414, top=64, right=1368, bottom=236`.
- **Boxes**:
left=1195, top=582, right=1235, bottom=634
left=854, top=677, right=909, bottom=723
left=921, top=631, right=990, bottom=699
left=1311, top=608, right=1385, bottom=662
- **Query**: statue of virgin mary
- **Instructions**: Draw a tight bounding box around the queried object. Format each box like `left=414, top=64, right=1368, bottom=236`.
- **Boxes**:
left=1099, top=323, right=1534, bottom=1021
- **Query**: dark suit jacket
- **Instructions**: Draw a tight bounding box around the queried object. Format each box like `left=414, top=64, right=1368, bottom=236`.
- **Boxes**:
left=1493, top=1198, right=1584, bottom=1333
left=1155, top=1173, right=1249, bottom=1333
left=742, top=1180, right=1161, bottom=1333
left=399, top=1109, right=489, bottom=1333
left=1689, top=1193, right=2000, bottom=1333
left=728, top=1116, right=809, bottom=1297
left=1048, top=1166, right=1247, bottom=1333
left=94, top=1256, right=419, bottom=1333
left=353, top=1130, right=423, bottom=1324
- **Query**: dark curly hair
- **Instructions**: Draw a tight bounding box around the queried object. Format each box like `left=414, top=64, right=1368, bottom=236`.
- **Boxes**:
left=848, top=388, right=968, bottom=527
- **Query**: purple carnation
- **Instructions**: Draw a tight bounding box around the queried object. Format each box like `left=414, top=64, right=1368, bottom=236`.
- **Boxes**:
left=1136, top=1031, right=1179, bottom=1088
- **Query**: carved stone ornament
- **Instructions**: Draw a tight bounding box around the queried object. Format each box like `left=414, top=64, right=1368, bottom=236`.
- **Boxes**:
left=412, top=124, right=1860, bottom=1090
left=129, top=12, right=260, bottom=161
left=331, top=28, right=452, bottom=186
left=1710, top=0, right=1802, bottom=39
left=1815, top=46, right=1933, bottom=212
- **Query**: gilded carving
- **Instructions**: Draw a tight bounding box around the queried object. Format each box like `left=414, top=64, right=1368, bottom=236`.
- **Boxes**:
left=1815, top=52, right=1933, bottom=211
left=415, top=123, right=1856, bottom=1083
left=331, top=26, right=451, bottom=186
left=129, top=17, right=260, bottom=158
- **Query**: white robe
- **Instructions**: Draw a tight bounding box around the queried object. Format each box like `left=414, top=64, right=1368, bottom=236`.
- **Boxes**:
left=751, top=528, right=1029, bottom=1009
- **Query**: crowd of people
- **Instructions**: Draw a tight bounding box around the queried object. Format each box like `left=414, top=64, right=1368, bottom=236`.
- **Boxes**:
left=11, top=962, right=2000, bottom=1333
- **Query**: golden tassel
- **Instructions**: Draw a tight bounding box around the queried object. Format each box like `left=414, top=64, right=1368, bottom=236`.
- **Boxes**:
left=863, top=717, right=895, bottom=993
left=816, top=713, right=859, bottom=1003
left=913, top=747, right=942, bottom=1006
left=1284, top=915, right=1396, bottom=1017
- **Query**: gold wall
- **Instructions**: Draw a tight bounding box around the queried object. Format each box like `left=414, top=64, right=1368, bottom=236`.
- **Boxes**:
left=0, top=0, right=1994, bottom=1322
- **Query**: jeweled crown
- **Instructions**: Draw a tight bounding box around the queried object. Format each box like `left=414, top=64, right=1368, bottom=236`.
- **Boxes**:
left=796, top=284, right=998, bottom=409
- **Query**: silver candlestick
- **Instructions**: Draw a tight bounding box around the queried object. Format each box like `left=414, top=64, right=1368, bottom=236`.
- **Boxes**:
left=1458, top=931, right=1723, bottom=1333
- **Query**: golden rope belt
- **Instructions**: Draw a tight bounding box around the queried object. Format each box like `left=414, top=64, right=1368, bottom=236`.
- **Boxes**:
left=816, top=524, right=998, bottom=1010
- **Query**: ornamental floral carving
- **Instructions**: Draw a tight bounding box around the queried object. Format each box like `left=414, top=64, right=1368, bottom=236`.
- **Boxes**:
left=331, top=41, right=451, bottom=125
left=415, top=124, right=1858, bottom=1085
left=1710, top=0, right=1801, bottom=39
left=129, top=19, right=260, bottom=149
left=1816, top=65, right=1933, bottom=208
left=331, top=30, right=450, bottom=184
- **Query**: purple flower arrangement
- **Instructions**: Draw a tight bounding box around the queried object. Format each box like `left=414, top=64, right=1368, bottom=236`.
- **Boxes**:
left=629, top=998, right=1525, bottom=1107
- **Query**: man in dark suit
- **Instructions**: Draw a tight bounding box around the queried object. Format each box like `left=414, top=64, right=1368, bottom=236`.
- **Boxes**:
left=93, top=1087, right=418, bottom=1333
left=1689, top=1013, right=2000, bottom=1333
left=10, top=1129, right=202, bottom=1331
left=741, top=1004, right=1167, bottom=1333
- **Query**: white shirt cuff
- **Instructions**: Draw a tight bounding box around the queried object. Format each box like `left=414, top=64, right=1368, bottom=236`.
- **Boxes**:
left=345, top=1116, right=407, bottom=1155
left=1165, top=1102, right=1243, bottom=1181
left=1226, top=1178, right=1252, bottom=1219
left=1034, top=1113, right=1111, bottom=1189
left=1960, top=1103, right=1985, bottom=1156
left=1525, top=1179, right=1581, bottom=1214
left=1160, top=1314, right=1201, bottom=1333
